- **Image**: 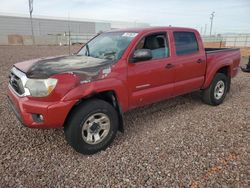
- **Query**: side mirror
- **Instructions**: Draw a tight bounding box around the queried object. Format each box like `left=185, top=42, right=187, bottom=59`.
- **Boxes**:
left=132, top=49, right=152, bottom=63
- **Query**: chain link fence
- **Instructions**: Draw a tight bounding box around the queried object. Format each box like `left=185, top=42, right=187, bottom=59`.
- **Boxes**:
left=0, top=33, right=96, bottom=45
left=202, top=34, right=250, bottom=47
left=2, top=32, right=250, bottom=47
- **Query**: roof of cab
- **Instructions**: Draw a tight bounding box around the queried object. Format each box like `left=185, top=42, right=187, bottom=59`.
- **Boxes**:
left=107, top=26, right=198, bottom=33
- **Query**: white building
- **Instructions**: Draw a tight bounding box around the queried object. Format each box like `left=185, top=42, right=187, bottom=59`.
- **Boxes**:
left=0, top=13, right=150, bottom=45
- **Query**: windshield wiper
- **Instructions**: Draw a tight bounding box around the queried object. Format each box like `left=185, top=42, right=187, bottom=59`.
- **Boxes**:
left=102, top=51, right=116, bottom=60
left=86, top=44, right=90, bottom=56
left=103, top=51, right=116, bottom=56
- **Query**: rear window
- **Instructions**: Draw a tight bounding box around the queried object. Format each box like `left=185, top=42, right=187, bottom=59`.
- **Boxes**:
left=173, top=32, right=199, bottom=55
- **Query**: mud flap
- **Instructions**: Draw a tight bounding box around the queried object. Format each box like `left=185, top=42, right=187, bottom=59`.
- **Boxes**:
left=241, top=56, right=250, bottom=73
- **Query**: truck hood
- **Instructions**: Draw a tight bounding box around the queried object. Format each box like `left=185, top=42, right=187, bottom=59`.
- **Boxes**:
left=14, top=55, right=114, bottom=79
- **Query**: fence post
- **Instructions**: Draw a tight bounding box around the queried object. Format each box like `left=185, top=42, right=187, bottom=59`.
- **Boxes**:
left=234, top=37, right=237, bottom=47
left=245, top=36, right=248, bottom=47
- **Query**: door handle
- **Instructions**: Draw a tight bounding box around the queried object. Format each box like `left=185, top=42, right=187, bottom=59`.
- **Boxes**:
left=165, top=64, right=175, bottom=69
left=197, top=59, right=204, bottom=63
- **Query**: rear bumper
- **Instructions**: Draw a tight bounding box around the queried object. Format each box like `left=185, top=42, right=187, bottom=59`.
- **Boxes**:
left=7, top=85, right=77, bottom=128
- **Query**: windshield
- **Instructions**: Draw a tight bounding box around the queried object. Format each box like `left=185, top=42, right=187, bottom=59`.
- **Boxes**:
left=77, top=32, right=138, bottom=60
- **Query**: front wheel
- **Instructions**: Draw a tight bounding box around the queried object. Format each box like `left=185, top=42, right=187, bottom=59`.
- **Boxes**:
left=64, top=99, right=119, bottom=154
left=202, top=73, right=229, bottom=106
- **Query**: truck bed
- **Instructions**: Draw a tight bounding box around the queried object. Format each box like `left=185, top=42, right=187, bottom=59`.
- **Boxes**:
left=205, top=48, right=239, bottom=54
left=204, top=47, right=241, bottom=84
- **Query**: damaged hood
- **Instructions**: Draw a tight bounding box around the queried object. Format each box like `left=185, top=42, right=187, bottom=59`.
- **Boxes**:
left=14, top=55, right=114, bottom=79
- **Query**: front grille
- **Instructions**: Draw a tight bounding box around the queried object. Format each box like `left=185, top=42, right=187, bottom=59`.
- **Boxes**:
left=9, top=71, right=25, bottom=95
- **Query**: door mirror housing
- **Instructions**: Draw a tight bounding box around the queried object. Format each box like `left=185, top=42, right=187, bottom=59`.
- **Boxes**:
left=131, top=49, right=152, bottom=63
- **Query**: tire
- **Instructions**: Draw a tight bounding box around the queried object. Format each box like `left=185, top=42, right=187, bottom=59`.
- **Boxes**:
left=202, top=73, right=229, bottom=106
left=64, top=99, right=119, bottom=154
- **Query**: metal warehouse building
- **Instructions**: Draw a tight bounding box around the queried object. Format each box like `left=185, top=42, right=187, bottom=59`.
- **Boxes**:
left=0, top=14, right=149, bottom=45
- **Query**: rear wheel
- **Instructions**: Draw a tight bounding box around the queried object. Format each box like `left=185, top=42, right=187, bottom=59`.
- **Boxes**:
left=202, top=73, right=229, bottom=106
left=64, top=99, right=119, bottom=154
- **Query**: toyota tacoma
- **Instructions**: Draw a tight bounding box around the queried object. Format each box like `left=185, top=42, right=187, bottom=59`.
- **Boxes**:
left=7, top=27, right=241, bottom=154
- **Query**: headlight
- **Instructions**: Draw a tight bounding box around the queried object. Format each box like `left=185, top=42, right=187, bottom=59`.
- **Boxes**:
left=25, top=78, right=58, bottom=97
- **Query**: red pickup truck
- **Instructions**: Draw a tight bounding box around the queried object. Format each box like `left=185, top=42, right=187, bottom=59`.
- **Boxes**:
left=7, top=27, right=240, bottom=154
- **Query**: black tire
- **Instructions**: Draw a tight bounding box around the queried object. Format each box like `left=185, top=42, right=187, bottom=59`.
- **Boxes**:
left=64, top=99, right=119, bottom=154
left=202, top=73, right=229, bottom=106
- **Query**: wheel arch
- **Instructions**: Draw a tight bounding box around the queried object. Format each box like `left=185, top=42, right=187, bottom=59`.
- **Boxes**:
left=63, top=90, right=124, bottom=132
left=217, top=66, right=230, bottom=76
left=202, top=64, right=232, bottom=89
left=217, top=66, right=231, bottom=91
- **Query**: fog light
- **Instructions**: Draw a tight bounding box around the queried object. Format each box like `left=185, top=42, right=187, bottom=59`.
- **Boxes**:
left=38, top=114, right=44, bottom=121
left=32, top=114, right=44, bottom=123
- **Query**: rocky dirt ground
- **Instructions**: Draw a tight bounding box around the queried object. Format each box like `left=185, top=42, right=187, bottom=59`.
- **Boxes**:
left=0, top=45, right=249, bottom=187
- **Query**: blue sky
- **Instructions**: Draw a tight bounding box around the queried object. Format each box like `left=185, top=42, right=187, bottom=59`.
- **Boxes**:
left=0, top=0, right=250, bottom=34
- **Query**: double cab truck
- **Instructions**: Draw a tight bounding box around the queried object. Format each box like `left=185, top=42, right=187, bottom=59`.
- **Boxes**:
left=7, top=27, right=241, bottom=154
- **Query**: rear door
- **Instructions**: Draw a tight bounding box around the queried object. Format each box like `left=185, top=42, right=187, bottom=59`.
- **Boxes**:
left=127, top=31, right=175, bottom=108
left=172, top=31, right=206, bottom=95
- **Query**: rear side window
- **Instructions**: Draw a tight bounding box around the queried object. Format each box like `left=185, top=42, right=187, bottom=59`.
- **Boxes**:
left=173, top=32, right=199, bottom=55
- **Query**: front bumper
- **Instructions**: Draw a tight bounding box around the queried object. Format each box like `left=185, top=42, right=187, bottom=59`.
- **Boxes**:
left=7, top=85, right=77, bottom=128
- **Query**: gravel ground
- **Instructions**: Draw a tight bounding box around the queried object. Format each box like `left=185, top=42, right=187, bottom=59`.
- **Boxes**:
left=0, top=45, right=249, bottom=187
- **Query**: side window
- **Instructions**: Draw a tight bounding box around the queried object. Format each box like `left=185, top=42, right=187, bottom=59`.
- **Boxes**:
left=173, top=32, right=199, bottom=55
left=135, top=33, right=169, bottom=59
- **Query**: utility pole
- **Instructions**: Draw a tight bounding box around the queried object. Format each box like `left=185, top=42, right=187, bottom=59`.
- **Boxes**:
left=200, top=26, right=203, bottom=36
left=68, top=12, right=71, bottom=55
left=28, top=0, right=35, bottom=44
left=210, top=11, right=215, bottom=36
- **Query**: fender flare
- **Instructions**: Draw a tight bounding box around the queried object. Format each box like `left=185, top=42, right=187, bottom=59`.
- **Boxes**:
left=61, top=78, right=128, bottom=132
left=202, top=59, right=233, bottom=89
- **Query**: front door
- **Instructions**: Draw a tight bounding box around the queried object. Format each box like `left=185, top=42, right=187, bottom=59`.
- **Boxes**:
left=127, top=32, right=175, bottom=108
